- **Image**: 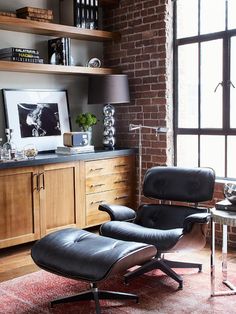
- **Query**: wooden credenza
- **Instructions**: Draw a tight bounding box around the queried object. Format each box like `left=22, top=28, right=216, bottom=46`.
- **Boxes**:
left=0, top=151, right=135, bottom=249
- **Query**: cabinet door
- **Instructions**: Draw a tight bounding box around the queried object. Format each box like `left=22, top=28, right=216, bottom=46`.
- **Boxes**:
left=0, top=167, right=40, bottom=249
left=40, top=162, right=79, bottom=235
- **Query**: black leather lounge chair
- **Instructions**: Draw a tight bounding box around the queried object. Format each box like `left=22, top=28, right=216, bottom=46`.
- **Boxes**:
left=99, top=166, right=215, bottom=289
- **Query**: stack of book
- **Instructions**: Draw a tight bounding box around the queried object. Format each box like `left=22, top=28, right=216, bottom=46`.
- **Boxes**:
left=60, top=0, right=99, bottom=29
left=0, top=11, right=16, bottom=17
left=56, top=145, right=95, bottom=155
left=75, top=0, right=99, bottom=29
left=0, top=47, right=44, bottom=63
left=16, top=6, right=53, bottom=23
left=48, top=37, right=71, bottom=66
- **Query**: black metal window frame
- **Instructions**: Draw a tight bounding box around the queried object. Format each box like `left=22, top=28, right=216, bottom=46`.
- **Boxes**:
left=173, top=0, right=236, bottom=180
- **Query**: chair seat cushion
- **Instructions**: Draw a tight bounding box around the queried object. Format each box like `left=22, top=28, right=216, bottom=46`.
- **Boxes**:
left=31, top=228, right=156, bottom=283
left=100, top=221, right=183, bottom=252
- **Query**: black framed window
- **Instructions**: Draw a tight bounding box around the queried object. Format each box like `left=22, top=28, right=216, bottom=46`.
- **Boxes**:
left=174, top=0, right=236, bottom=179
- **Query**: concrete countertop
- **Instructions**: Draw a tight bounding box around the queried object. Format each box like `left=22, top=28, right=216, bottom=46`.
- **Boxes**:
left=0, top=148, right=136, bottom=170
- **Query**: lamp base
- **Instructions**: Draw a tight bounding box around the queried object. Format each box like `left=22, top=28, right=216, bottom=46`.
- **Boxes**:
left=103, top=104, right=115, bottom=150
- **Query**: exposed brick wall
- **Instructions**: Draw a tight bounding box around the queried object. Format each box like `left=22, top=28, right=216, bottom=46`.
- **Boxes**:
left=103, top=0, right=236, bottom=248
left=103, top=0, right=173, bottom=206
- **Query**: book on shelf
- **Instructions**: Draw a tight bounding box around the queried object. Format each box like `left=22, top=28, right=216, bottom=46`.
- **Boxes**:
left=16, top=11, right=53, bottom=20
left=0, top=52, right=40, bottom=59
left=215, top=199, right=236, bottom=211
left=16, top=6, right=53, bottom=15
left=0, top=56, right=44, bottom=63
left=60, top=0, right=99, bottom=30
left=56, top=145, right=95, bottom=154
left=48, top=37, right=71, bottom=66
left=0, top=47, right=39, bottom=55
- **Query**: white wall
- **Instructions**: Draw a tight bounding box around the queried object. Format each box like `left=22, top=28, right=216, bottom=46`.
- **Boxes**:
left=0, top=0, right=104, bottom=147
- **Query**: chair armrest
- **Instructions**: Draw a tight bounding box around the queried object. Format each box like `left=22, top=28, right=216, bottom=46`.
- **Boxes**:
left=98, top=204, right=136, bottom=221
left=183, top=212, right=211, bottom=233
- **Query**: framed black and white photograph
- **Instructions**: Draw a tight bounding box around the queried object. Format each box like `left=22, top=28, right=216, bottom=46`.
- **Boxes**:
left=3, top=89, right=71, bottom=152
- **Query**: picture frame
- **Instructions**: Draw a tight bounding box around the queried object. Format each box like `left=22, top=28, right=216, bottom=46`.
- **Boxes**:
left=2, top=89, right=71, bottom=152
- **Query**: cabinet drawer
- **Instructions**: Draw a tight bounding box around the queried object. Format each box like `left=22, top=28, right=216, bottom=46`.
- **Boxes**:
left=86, top=188, right=132, bottom=226
left=86, top=172, right=131, bottom=194
left=85, top=156, right=133, bottom=177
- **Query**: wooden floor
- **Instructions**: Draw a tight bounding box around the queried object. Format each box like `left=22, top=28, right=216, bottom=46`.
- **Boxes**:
left=1, top=241, right=236, bottom=283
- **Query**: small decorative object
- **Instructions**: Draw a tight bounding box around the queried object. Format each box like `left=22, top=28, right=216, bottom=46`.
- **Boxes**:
left=3, top=89, right=71, bottom=152
left=224, top=182, right=236, bottom=205
left=2, top=128, right=16, bottom=161
left=75, top=112, right=97, bottom=146
left=24, top=144, right=38, bottom=159
left=87, top=57, right=101, bottom=68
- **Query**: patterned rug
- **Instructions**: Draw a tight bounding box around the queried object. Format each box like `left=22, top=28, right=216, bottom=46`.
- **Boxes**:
left=1, top=253, right=236, bottom=314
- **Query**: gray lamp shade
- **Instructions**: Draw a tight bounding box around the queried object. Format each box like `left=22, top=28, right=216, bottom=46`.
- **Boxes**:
left=88, top=74, right=130, bottom=104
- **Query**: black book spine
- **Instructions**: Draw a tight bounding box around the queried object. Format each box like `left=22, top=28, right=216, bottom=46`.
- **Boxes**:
left=85, top=0, right=90, bottom=29
left=0, top=47, right=39, bottom=55
left=67, top=38, right=71, bottom=65
left=0, top=56, right=44, bottom=63
left=74, top=0, right=80, bottom=27
left=94, top=0, right=98, bottom=29
left=81, top=0, right=86, bottom=28
left=0, top=52, right=40, bottom=58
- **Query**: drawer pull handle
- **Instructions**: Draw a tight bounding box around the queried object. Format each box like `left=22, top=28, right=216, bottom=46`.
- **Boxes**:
left=114, top=180, right=127, bottom=184
left=90, top=167, right=104, bottom=172
left=114, top=164, right=126, bottom=168
left=90, top=184, right=105, bottom=188
left=115, top=195, right=128, bottom=200
left=91, top=200, right=105, bottom=205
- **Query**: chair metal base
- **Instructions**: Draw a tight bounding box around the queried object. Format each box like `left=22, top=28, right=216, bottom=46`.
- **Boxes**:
left=51, top=282, right=139, bottom=314
left=124, top=257, right=202, bottom=290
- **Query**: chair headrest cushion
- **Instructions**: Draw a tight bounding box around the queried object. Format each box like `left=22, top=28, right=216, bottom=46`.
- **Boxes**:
left=143, top=166, right=215, bottom=203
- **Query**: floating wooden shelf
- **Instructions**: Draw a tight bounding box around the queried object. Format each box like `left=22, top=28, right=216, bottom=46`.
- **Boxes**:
left=0, top=16, right=120, bottom=42
left=0, top=60, right=119, bottom=75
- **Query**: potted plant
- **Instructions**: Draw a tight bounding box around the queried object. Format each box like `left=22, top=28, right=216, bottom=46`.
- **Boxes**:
left=75, top=112, right=97, bottom=131
left=75, top=112, right=97, bottom=145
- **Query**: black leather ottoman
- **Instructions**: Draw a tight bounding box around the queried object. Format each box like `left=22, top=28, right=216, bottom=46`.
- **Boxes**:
left=31, top=228, right=156, bottom=314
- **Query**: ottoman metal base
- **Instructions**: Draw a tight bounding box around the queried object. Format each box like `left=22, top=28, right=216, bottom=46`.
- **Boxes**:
left=51, top=282, right=138, bottom=314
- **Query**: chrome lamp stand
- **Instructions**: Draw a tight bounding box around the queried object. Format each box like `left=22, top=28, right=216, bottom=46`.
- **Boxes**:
left=129, top=124, right=168, bottom=206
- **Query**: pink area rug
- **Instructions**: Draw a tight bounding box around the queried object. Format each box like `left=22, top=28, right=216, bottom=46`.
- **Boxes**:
left=1, top=254, right=236, bottom=314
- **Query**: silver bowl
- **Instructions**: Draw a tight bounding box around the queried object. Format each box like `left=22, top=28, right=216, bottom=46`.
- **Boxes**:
left=224, top=183, right=236, bottom=204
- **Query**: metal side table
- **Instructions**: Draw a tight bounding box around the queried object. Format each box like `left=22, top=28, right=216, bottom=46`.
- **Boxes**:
left=210, top=208, right=236, bottom=296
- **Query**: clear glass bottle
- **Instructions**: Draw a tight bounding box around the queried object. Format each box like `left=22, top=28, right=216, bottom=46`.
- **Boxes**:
left=0, top=138, right=3, bottom=161
left=2, top=129, right=16, bottom=161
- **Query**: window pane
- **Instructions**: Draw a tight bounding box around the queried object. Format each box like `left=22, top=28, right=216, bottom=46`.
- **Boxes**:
left=200, top=135, right=225, bottom=177
left=201, top=40, right=223, bottom=128
left=177, top=135, right=198, bottom=167
left=227, top=136, right=236, bottom=178
left=178, top=44, right=198, bottom=128
left=177, top=0, right=198, bottom=39
left=200, top=0, right=225, bottom=34
left=228, top=0, right=236, bottom=30
left=230, top=36, right=236, bottom=128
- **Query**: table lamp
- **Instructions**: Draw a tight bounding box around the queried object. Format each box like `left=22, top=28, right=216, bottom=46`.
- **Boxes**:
left=88, top=74, right=130, bottom=149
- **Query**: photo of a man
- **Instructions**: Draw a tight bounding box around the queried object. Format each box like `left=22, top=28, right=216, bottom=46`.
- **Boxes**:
left=18, top=102, right=61, bottom=138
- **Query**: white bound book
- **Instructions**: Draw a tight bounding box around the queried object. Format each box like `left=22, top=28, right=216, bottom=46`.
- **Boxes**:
left=56, top=145, right=94, bottom=154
